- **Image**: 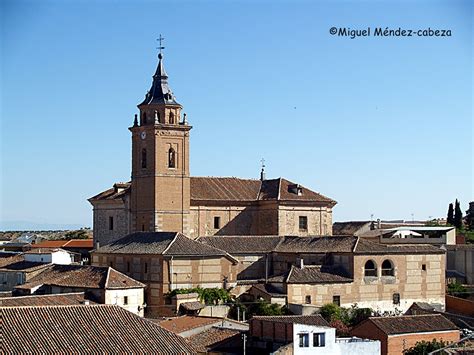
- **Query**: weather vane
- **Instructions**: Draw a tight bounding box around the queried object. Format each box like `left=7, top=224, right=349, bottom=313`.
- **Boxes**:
left=157, top=34, right=165, bottom=56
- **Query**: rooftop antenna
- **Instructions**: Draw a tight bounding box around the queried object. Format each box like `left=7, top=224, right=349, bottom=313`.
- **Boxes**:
left=156, top=34, right=165, bottom=58
left=260, top=158, right=266, bottom=181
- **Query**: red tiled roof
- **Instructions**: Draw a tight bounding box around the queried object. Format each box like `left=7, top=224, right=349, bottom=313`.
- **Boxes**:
left=31, top=239, right=94, bottom=249
left=286, top=265, right=352, bottom=284
left=251, top=314, right=329, bottom=326
left=15, top=264, right=145, bottom=290
left=30, top=240, right=65, bottom=248
left=187, top=327, right=241, bottom=352
left=0, top=292, right=94, bottom=307
left=90, top=177, right=336, bottom=207
left=1, top=305, right=195, bottom=354
left=158, top=315, right=222, bottom=334
left=355, top=314, right=458, bottom=335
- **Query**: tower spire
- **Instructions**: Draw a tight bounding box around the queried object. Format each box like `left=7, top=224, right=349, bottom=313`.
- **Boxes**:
left=138, top=36, right=180, bottom=107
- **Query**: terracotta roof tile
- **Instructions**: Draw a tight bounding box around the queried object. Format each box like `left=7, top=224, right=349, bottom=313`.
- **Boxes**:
left=355, top=238, right=445, bottom=255
left=191, top=177, right=261, bottom=202
left=0, top=253, right=24, bottom=268
left=198, top=236, right=282, bottom=254
left=158, top=315, right=222, bottom=334
left=187, top=327, right=241, bottom=352
left=361, top=314, right=458, bottom=335
left=1, top=305, right=194, bottom=354
left=286, top=265, right=352, bottom=284
left=275, top=236, right=358, bottom=253
left=90, top=177, right=336, bottom=207
left=96, top=232, right=231, bottom=258
left=251, top=314, right=329, bottom=326
left=273, top=178, right=336, bottom=205
left=0, top=260, right=50, bottom=272
left=0, top=292, right=94, bottom=307
left=16, top=264, right=144, bottom=290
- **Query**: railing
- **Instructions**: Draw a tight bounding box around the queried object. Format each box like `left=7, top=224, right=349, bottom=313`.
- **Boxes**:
left=336, top=337, right=374, bottom=343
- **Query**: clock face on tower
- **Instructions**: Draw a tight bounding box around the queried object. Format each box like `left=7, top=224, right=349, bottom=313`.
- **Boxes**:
left=140, top=131, right=146, bottom=140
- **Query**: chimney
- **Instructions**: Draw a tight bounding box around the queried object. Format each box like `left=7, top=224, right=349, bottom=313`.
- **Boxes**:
left=84, top=300, right=90, bottom=305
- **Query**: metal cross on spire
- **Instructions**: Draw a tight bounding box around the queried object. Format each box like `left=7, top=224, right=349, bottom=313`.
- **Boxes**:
left=157, top=34, right=165, bottom=57
left=260, top=158, right=266, bottom=169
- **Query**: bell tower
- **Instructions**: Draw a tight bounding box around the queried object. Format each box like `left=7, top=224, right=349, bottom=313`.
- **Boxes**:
left=129, top=48, right=191, bottom=234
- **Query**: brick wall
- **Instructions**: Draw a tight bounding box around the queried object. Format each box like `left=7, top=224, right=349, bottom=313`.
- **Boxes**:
left=446, top=295, right=474, bottom=317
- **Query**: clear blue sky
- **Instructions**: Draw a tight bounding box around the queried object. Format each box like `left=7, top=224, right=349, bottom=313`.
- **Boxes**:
left=1, top=0, right=472, bottom=230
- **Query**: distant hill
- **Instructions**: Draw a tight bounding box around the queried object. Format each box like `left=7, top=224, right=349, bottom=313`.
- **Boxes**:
left=0, top=229, right=92, bottom=242
left=0, top=221, right=86, bottom=231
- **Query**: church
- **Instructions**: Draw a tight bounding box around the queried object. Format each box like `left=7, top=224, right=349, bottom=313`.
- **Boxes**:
left=89, top=51, right=337, bottom=246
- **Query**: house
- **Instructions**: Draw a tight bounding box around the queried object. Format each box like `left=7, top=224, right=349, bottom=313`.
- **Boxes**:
left=158, top=315, right=248, bottom=337
left=31, top=239, right=94, bottom=263
left=446, top=244, right=474, bottom=284
left=24, top=248, right=79, bottom=264
left=156, top=315, right=248, bottom=354
left=187, top=327, right=244, bottom=354
left=350, top=314, right=460, bottom=355
left=248, top=315, right=379, bottom=354
left=13, top=264, right=146, bottom=316
left=0, top=253, right=50, bottom=292
left=1, top=305, right=195, bottom=354
left=292, top=323, right=380, bottom=355
left=91, top=231, right=238, bottom=316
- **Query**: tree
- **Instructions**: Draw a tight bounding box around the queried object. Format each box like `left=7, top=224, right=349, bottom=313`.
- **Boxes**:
left=454, top=199, right=463, bottom=228
left=447, top=203, right=454, bottom=226
left=403, top=339, right=447, bottom=354
left=466, top=202, right=474, bottom=231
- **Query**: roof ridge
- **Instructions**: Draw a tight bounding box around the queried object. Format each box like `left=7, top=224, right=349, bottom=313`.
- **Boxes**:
left=161, top=232, right=180, bottom=254
left=277, top=178, right=282, bottom=200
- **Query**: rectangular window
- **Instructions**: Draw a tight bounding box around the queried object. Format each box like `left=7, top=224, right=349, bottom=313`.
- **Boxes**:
left=109, top=216, right=114, bottom=231
left=16, top=273, right=23, bottom=285
left=298, top=333, right=309, bottom=347
left=127, top=262, right=130, bottom=273
left=393, top=293, right=400, bottom=305
left=313, top=333, right=326, bottom=347
left=333, top=295, right=341, bottom=306
left=305, top=295, right=311, bottom=304
left=299, top=216, right=308, bottom=231
left=422, top=264, right=427, bottom=271
left=214, top=216, right=221, bottom=229
left=124, top=296, right=128, bottom=305
left=144, top=263, right=148, bottom=274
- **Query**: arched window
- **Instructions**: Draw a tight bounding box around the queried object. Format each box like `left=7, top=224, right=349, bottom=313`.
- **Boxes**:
left=142, top=112, right=147, bottom=125
left=141, top=148, right=147, bottom=169
left=364, top=260, right=377, bottom=277
left=169, top=111, right=175, bottom=124
left=381, top=259, right=395, bottom=276
left=168, top=147, right=176, bottom=168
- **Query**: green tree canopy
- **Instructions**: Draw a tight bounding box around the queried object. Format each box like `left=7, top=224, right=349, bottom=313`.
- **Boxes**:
left=403, top=339, right=447, bottom=355
left=447, top=203, right=454, bottom=226
left=454, top=199, right=463, bottom=228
